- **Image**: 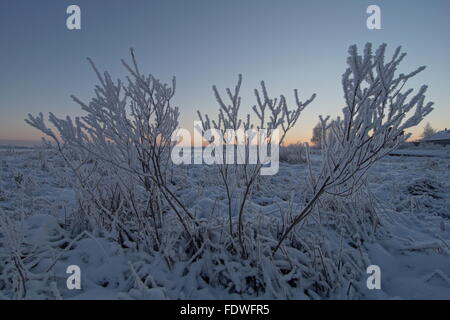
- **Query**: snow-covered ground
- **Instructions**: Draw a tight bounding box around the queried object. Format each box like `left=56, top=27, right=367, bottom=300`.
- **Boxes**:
left=0, top=147, right=449, bottom=300
left=390, top=148, right=450, bottom=159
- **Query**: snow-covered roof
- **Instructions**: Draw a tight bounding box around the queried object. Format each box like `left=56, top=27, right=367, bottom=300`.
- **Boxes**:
left=423, top=129, right=450, bottom=141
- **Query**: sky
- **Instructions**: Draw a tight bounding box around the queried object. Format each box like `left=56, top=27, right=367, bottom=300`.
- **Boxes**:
left=0, top=0, right=449, bottom=145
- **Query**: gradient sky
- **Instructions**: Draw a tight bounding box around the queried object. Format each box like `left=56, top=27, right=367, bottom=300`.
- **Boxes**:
left=1, top=0, right=449, bottom=145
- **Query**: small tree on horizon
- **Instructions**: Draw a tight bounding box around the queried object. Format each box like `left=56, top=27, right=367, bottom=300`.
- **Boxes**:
left=310, top=122, right=322, bottom=147
left=422, top=122, right=436, bottom=139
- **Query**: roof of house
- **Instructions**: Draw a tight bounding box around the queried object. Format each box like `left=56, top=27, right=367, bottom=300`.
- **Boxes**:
left=423, top=129, right=450, bottom=141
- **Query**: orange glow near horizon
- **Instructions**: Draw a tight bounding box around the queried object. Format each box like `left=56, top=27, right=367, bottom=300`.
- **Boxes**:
left=0, top=123, right=430, bottom=146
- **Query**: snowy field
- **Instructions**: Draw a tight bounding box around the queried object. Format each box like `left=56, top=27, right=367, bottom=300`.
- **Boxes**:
left=0, top=147, right=449, bottom=300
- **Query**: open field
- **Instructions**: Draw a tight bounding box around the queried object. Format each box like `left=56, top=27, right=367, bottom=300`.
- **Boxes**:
left=0, top=147, right=449, bottom=299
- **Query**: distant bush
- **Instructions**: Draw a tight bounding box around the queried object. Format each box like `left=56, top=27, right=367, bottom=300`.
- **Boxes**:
left=279, top=143, right=306, bottom=164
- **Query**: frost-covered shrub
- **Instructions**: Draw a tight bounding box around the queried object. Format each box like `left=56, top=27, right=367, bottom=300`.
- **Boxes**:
left=0, top=212, right=26, bottom=299
left=197, top=76, right=315, bottom=251
left=407, top=178, right=444, bottom=199
left=12, top=171, right=24, bottom=187
left=275, top=43, right=433, bottom=251
left=0, top=210, right=74, bottom=299
left=279, top=143, right=307, bottom=164
left=37, top=149, right=49, bottom=172
left=22, top=43, right=434, bottom=299
left=26, top=49, right=193, bottom=248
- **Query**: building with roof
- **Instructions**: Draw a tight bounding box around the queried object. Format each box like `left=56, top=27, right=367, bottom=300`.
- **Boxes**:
left=422, top=128, right=450, bottom=145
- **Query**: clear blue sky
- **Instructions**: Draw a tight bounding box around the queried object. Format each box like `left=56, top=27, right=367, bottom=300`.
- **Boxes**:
left=1, top=0, right=449, bottom=144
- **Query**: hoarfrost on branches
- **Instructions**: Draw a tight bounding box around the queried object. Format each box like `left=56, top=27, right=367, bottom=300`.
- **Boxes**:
left=197, top=74, right=315, bottom=252
left=275, top=43, right=434, bottom=251
left=20, top=43, right=436, bottom=299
